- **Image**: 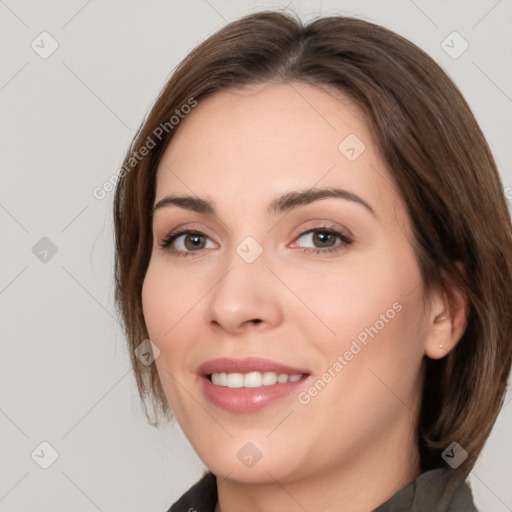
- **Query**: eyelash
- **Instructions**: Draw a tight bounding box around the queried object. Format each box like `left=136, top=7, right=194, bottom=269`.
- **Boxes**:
left=158, top=225, right=353, bottom=258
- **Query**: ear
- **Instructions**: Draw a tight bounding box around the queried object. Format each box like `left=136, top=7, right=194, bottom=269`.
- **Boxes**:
left=424, top=266, right=469, bottom=360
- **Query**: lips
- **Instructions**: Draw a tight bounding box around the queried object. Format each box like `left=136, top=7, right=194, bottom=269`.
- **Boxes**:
left=197, top=357, right=310, bottom=376
left=197, top=357, right=310, bottom=413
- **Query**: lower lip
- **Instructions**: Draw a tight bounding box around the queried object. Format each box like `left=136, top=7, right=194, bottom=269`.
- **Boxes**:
left=202, top=376, right=308, bottom=412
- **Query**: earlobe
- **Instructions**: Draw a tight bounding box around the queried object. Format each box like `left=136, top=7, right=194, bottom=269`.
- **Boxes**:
left=424, top=273, right=468, bottom=360
left=425, top=310, right=451, bottom=360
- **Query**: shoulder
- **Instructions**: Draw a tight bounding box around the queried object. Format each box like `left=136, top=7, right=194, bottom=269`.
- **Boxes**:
left=375, top=468, right=479, bottom=512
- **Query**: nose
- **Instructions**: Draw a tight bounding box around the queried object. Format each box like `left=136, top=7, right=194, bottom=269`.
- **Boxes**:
left=205, top=255, right=284, bottom=335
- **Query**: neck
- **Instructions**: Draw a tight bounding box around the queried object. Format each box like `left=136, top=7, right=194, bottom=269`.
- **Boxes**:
left=214, top=416, right=421, bottom=512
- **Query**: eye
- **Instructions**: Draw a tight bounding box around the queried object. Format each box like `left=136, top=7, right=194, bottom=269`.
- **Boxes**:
left=158, top=225, right=352, bottom=257
left=159, top=229, right=216, bottom=256
left=291, top=226, right=352, bottom=254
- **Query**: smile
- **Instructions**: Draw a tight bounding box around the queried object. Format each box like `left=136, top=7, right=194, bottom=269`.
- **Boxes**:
left=210, top=371, right=304, bottom=388
left=198, top=357, right=310, bottom=412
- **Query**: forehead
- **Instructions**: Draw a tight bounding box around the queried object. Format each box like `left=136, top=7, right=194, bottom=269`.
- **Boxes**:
left=154, top=82, right=402, bottom=222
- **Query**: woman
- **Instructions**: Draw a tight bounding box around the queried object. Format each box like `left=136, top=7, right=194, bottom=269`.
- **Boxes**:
left=113, top=10, right=512, bottom=511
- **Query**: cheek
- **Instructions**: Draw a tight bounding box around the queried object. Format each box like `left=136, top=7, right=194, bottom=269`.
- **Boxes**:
left=302, top=258, right=426, bottom=412
left=142, top=264, right=198, bottom=413
left=141, top=261, right=204, bottom=342
left=284, top=245, right=426, bottom=370
left=286, top=265, right=411, bottom=342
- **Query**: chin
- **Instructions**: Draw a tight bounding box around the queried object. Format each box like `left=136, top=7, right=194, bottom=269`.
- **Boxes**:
left=193, top=436, right=308, bottom=485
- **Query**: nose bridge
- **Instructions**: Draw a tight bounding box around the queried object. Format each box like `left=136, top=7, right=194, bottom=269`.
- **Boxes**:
left=205, top=239, right=283, bottom=332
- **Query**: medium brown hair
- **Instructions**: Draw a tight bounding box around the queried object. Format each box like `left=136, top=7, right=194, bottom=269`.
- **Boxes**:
left=113, top=10, right=512, bottom=477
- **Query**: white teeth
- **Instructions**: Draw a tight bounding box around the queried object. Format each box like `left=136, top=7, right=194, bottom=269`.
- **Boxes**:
left=244, top=372, right=263, bottom=388
left=226, top=373, right=244, bottom=388
left=218, top=372, right=228, bottom=386
left=210, top=371, right=304, bottom=388
left=262, top=371, right=278, bottom=386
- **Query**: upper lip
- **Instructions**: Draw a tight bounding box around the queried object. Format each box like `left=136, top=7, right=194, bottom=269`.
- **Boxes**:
left=197, top=357, right=310, bottom=376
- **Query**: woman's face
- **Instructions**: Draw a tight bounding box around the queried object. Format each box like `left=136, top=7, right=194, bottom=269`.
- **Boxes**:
left=142, top=82, right=433, bottom=484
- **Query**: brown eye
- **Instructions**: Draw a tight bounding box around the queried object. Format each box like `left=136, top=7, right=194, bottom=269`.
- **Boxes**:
left=183, top=233, right=206, bottom=250
left=160, top=230, right=215, bottom=254
left=312, top=230, right=337, bottom=248
left=293, top=227, right=352, bottom=252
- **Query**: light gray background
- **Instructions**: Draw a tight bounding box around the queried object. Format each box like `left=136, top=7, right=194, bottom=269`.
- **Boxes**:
left=1, top=0, right=511, bottom=511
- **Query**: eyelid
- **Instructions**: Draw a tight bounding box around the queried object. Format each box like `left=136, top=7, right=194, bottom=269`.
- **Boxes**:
left=157, top=221, right=216, bottom=240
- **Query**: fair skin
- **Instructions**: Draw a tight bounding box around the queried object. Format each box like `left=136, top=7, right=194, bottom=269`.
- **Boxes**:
left=142, top=82, right=467, bottom=512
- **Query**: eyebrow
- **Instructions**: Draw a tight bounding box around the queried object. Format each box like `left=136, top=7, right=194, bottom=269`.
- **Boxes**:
left=150, top=187, right=376, bottom=218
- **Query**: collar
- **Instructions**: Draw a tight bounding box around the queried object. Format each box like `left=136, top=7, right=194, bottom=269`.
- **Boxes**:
left=168, top=467, right=477, bottom=511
